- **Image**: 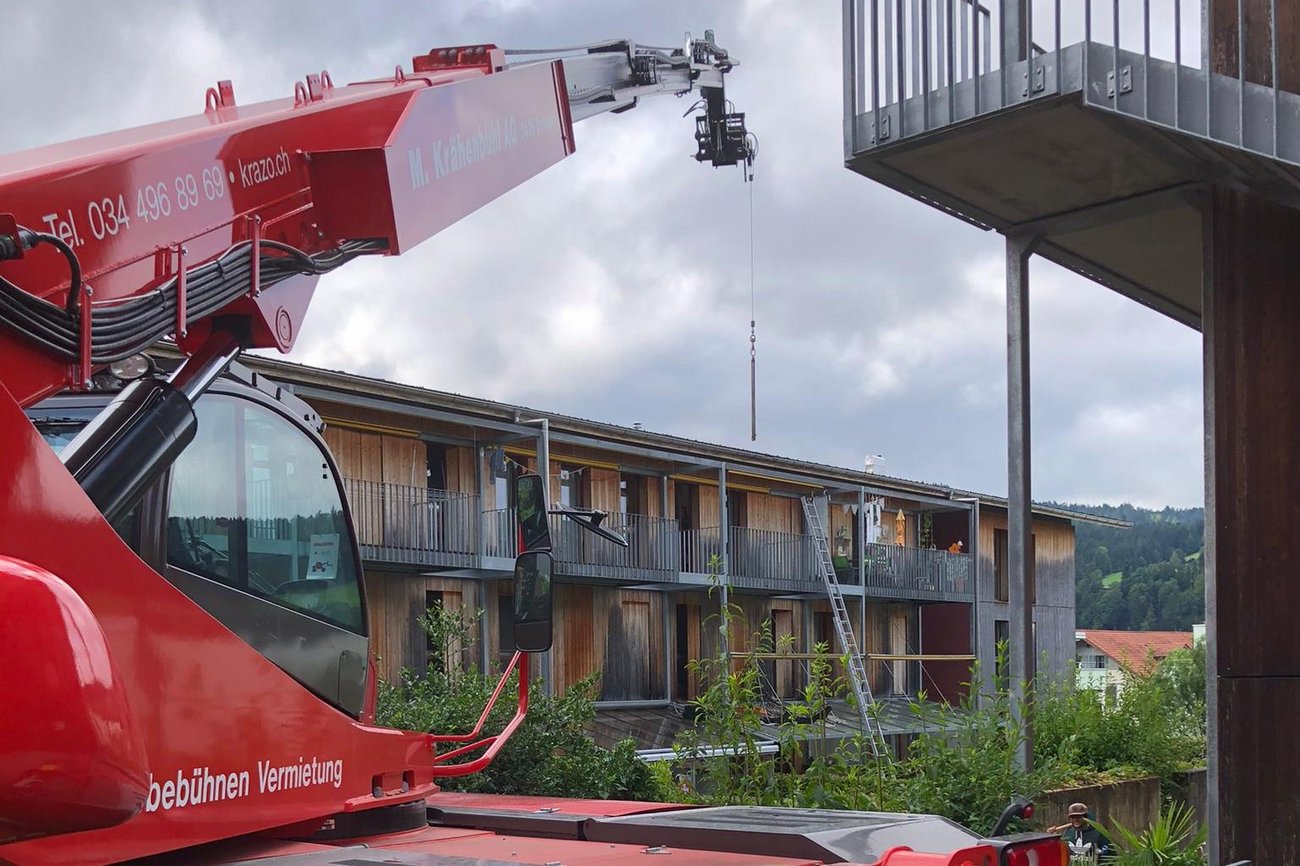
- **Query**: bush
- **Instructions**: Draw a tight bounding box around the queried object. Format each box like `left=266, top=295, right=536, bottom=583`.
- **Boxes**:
left=669, top=596, right=1207, bottom=833
left=1034, top=667, right=1205, bottom=793
left=375, top=606, right=668, bottom=802
left=669, top=588, right=1067, bottom=832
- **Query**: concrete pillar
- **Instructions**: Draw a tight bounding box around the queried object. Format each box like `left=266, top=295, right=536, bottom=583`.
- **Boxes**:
left=1006, top=233, right=1036, bottom=773
left=1203, top=185, right=1300, bottom=865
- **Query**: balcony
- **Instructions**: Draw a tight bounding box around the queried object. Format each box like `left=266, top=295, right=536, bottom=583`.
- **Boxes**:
left=843, top=0, right=1300, bottom=326
left=344, top=481, right=971, bottom=599
left=343, top=480, right=478, bottom=569
left=483, top=507, right=681, bottom=584
left=861, top=542, right=974, bottom=601
left=683, top=527, right=824, bottom=592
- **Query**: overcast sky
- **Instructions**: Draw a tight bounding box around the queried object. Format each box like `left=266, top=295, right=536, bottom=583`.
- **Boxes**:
left=1, top=1, right=1205, bottom=508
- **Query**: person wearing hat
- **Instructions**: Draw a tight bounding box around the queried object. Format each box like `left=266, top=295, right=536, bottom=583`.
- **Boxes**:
left=1055, top=802, right=1113, bottom=860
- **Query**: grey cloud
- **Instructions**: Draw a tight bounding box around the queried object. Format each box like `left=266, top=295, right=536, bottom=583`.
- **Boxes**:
left=1, top=0, right=1203, bottom=507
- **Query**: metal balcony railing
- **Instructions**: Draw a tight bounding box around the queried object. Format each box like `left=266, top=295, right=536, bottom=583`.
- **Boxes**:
left=682, top=526, right=823, bottom=590
left=729, top=526, right=822, bottom=590
left=845, top=0, right=1300, bottom=165
left=681, top=526, right=723, bottom=576
left=342, top=480, right=478, bottom=568
left=482, top=507, right=517, bottom=560
left=861, top=541, right=974, bottom=599
left=483, top=507, right=679, bottom=582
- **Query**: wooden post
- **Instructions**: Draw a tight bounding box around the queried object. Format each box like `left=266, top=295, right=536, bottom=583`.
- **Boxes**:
left=1204, top=185, right=1300, bottom=866
left=1210, top=0, right=1299, bottom=91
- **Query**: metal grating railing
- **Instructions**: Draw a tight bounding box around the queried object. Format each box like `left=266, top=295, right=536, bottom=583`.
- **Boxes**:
left=861, top=541, right=974, bottom=598
left=483, top=507, right=679, bottom=581
left=343, top=480, right=478, bottom=567
left=845, top=0, right=1299, bottom=165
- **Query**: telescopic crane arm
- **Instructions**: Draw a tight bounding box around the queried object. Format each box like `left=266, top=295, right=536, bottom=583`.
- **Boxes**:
left=0, top=33, right=752, bottom=410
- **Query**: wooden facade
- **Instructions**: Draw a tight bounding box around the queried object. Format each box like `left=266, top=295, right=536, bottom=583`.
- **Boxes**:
left=253, top=368, right=1086, bottom=722
left=974, top=510, right=1077, bottom=691
left=365, top=571, right=475, bottom=684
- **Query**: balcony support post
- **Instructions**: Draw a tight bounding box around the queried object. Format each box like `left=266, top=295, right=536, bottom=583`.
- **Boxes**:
left=477, top=579, right=490, bottom=674
left=475, top=446, right=486, bottom=561
left=718, top=463, right=730, bottom=660
left=663, top=594, right=673, bottom=703
left=1006, top=231, right=1039, bottom=773
left=857, top=486, right=868, bottom=652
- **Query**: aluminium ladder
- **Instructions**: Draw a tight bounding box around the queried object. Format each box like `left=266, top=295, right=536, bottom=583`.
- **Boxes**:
left=801, top=496, right=889, bottom=761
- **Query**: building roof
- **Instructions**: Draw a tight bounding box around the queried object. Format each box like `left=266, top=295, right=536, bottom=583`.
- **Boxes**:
left=229, top=352, right=1127, bottom=528
left=1077, top=629, right=1193, bottom=675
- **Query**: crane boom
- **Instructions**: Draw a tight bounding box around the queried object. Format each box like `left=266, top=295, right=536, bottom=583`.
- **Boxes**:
left=0, top=33, right=750, bottom=866
left=0, top=36, right=751, bottom=410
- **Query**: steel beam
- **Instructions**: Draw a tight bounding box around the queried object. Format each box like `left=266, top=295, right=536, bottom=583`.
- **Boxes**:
left=1006, top=232, right=1039, bottom=773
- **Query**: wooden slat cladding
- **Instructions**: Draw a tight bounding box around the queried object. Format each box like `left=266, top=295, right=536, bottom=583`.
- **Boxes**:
left=445, top=446, right=476, bottom=493
left=975, top=510, right=1077, bottom=688
left=364, top=571, right=472, bottom=684
left=588, top=468, right=620, bottom=513
left=546, top=585, right=667, bottom=700
left=326, top=425, right=476, bottom=496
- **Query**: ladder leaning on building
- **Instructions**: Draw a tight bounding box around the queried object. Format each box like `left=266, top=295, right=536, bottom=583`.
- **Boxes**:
left=802, top=496, right=889, bottom=761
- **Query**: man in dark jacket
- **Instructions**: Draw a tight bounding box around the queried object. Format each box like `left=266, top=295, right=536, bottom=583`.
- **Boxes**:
left=1060, top=802, right=1114, bottom=861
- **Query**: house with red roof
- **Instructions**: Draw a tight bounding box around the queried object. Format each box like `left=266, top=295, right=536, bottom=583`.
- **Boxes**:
left=1076, top=629, right=1193, bottom=698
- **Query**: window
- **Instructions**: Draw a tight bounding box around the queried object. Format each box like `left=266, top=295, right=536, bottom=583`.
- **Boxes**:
left=994, top=529, right=1008, bottom=602
left=425, top=442, right=447, bottom=490
left=559, top=464, right=584, bottom=508
left=620, top=473, right=645, bottom=515
left=727, top=490, right=747, bottom=528
left=166, top=395, right=364, bottom=634
left=993, top=528, right=1036, bottom=603
left=497, top=593, right=516, bottom=660
left=29, top=407, right=100, bottom=455
left=1086, top=653, right=1107, bottom=670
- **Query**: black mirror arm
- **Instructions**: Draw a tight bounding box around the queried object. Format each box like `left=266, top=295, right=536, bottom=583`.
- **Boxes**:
left=549, top=506, right=629, bottom=548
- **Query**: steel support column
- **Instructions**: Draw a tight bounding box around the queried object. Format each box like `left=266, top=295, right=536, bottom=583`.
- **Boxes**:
left=857, top=487, right=868, bottom=657
left=477, top=579, right=491, bottom=674
left=953, top=495, right=981, bottom=702
left=719, top=463, right=730, bottom=660
left=1006, top=233, right=1038, bottom=773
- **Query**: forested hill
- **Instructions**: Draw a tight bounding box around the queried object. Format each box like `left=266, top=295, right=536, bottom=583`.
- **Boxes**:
left=1047, top=503, right=1205, bottom=631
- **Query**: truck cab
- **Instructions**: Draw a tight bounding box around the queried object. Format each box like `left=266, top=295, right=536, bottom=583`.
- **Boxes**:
left=28, top=360, right=370, bottom=716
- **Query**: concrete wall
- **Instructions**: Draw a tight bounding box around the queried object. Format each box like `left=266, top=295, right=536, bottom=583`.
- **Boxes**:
left=1170, top=768, right=1208, bottom=830
left=1038, top=776, right=1160, bottom=836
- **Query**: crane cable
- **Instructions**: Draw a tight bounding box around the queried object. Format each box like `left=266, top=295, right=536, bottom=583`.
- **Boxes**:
left=748, top=176, right=757, bottom=442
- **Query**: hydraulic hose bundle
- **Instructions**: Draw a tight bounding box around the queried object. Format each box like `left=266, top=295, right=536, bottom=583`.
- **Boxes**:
left=0, top=236, right=385, bottom=365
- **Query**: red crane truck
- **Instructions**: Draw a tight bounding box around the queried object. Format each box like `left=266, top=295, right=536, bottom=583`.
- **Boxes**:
left=0, top=30, right=1064, bottom=866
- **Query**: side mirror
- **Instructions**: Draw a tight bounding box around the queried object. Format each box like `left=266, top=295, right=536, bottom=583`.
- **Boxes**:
left=512, top=550, right=554, bottom=653
left=514, top=473, right=552, bottom=553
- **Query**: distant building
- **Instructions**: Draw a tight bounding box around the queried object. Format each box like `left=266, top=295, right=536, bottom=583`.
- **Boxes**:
left=1075, top=629, right=1193, bottom=699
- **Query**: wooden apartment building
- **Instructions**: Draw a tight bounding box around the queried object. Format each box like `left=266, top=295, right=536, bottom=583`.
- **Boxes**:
left=241, top=355, right=1115, bottom=743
